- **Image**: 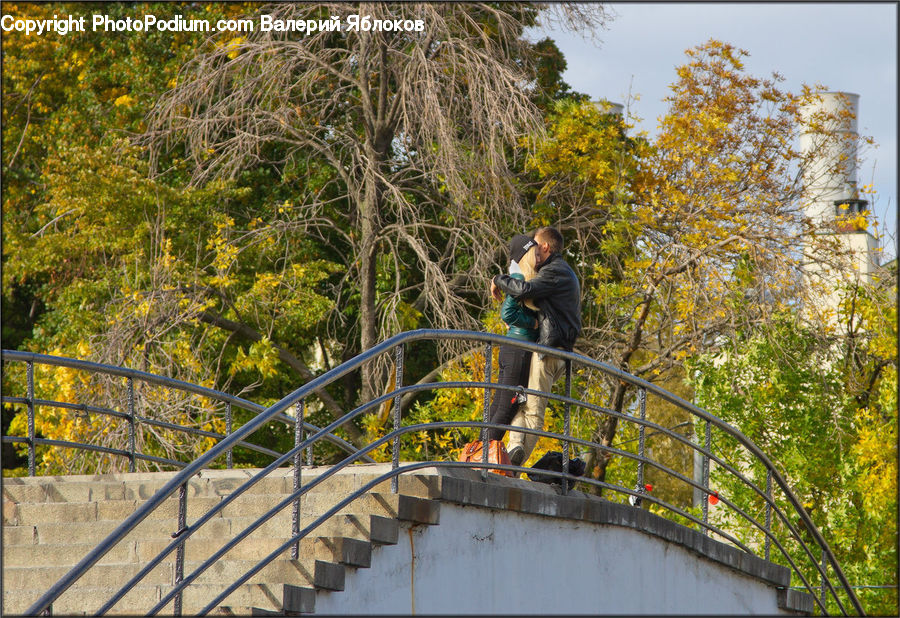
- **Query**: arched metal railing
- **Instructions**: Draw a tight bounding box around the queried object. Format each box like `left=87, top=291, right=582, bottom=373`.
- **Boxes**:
left=1, top=331, right=865, bottom=616
left=0, top=348, right=373, bottom=474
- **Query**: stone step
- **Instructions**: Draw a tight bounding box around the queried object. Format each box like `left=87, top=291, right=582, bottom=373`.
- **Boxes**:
left=2, top=540, right=358, bottom=604
left=4, top=492, right=334, bottom=527
left=2, top=495, right=309, bottom=539
left=4, top=495, right=222, bottom=526
left=0, top=534, right=295, bottom=568
left=4, top=538, right=141, bottom=567
left=167, top=581, right=319, bottom=615
left=4, top=515, right=234, bottom=547
left=5, top=519, right=394, bottom=577
left=188, top=557, right=330, bottom=587
left=1, top=471, right=294, bottom=504
left=2, top=466, right=442, bottom=506
left=3, top=580, right=313, bottom=616
left=3, top=523, right=36, bottom=545
left=224, top=512, right=399, bottom=547
left=4, top=561, right=175, bottom=592
left=4, top=583, right=162, bottom=616
left=140, top=531, right=377, bottom=568
left=1, top=466, right=441, bottom=616
left=220, top=493, right=438, bottom=540
left=4, top=504, right=401, bottom=552
left=355, top=492, right=441, bottom=525
left=4, top=474, right=442, bottom=527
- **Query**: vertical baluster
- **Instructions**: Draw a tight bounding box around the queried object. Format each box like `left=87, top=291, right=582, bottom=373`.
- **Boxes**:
left=292, top=400, right=304, bottom=559
left=637, top=388, right=646, bottom=502
left=820, top=550, right=827, bottom=608
left=561, top=360, right=572, bottom=495
left=391, top=344, right=404, bottom=494
left=225, top=402, right=233, bottom=470
left=173, top=481, right=187, bottom=616
left=765, top=469, right=772, bottom=561
left=127, top=377, right=136, bottom=473
left=27, top=361, right=35, bottom=477
left=481, top=343, right=492, bottom=482
left=702, top=420, right=710, bottom=535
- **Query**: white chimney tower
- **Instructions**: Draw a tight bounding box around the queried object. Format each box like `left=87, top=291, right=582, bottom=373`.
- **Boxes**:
left=799, top=92, right=879, bottom=317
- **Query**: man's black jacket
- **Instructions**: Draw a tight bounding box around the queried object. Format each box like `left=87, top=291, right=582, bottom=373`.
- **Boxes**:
left=493, top=253, right=581, bottom=351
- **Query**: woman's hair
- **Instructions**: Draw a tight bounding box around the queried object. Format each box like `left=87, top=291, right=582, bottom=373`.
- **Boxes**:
left=517, top=246, right=539, bottom=311
left=518, top=245, right=537, bottom=280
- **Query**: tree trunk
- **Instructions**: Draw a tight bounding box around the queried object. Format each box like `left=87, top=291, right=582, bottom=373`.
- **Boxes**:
left=585, top=296, right=654, bottom=492
left=358, top=128, right=392, bottom=406
left=358, top=177, right=379, bottom=407
left=593, top=379, right=630, bottom=485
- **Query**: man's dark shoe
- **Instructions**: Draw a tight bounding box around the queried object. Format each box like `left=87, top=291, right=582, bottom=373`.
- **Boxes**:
left=508, top=445, right=525, bottom=467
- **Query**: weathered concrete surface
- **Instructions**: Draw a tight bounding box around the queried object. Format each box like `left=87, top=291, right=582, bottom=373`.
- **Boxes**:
left=2, top=464, right=813, bottom=615
left=313, top=502, right=805, bottom=615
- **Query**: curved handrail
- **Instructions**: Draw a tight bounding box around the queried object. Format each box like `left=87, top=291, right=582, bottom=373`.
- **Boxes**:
left=0, top=348, right=372, bottom=468
left=152, top=388, right=845, bottom=616
left=12, top=330, right=864, bottom=616
left=192, top=457, right=827, bottom=617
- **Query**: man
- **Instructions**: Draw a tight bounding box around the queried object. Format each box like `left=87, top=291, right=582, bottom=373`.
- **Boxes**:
left=490, top=226, right=581, bottom=466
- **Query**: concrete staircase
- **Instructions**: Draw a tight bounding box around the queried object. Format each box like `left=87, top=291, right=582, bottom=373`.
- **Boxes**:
left=2, top=465, right=442, bottom=615
left=3, top=464, right=815, bottom=615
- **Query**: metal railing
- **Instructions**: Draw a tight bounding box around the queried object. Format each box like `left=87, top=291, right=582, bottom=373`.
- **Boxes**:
left=1, top=330, right=864, bottom=616
left=0, top=349, right=373, bottom=474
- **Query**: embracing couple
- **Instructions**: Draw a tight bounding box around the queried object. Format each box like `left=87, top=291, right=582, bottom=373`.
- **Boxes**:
left=488, top=226, right=581, bottom=468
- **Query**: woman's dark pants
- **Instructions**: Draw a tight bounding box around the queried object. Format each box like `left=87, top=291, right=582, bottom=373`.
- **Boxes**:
left=487, top=344, right=532, bottom=442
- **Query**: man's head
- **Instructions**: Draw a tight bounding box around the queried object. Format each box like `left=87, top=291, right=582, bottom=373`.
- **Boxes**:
left=533, top=226, right=563, bottom=265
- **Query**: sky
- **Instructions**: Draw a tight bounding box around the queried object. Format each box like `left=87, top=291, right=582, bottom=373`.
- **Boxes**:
left=529, top=2, right=898, bottom=261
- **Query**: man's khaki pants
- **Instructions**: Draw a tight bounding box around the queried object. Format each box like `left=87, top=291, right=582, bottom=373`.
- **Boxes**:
left=507, top=352, right=566, bottom=461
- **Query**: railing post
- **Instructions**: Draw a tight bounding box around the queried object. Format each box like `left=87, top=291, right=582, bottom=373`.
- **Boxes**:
left=127, top=377, right=136, bottom=473
left=561, top=359, right=572, bottom=495
left=637, top=387, right=646, bottom=502
left=292, top=400, right=304, bottom=560
left=481, top=343, right=492, bottom=482
left=26, top=360, right=35, bottom=477
left=765, top=469, right=773, bottom=561
left=702, top=419, right=711, bottom=535
left=225, top=402, right=233, bottom=470
left=820, top=550, right=827, bottom=608
left=173, top=481, right=188, bottom=616
left=391, top=344, right=404, bottom=494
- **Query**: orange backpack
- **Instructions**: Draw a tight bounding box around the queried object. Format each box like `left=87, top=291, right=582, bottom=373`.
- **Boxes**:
left=458, top=440, right=514, bottom=477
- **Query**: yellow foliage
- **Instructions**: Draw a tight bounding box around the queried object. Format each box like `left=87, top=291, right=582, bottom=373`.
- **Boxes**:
left=113, top=94, right=134, bottom=107
left=230, top=337, right=280, bottom=379
left=853, top=388, right=898, bottom=516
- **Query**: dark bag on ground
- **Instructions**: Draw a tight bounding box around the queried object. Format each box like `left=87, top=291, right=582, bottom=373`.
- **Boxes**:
left=527, top=451, right=586, bottom=489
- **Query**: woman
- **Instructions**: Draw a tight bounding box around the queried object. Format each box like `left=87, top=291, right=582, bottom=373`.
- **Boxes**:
left=487, top=233, right=539, bottom=442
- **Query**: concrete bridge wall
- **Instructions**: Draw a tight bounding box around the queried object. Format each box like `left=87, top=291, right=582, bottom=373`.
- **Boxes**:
left=313, top=470, right=810, bottom=615
left=2, top=465, right=813, bottom=615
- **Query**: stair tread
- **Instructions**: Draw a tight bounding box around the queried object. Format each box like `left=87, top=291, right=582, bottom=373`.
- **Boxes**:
left=3, top=580, right=306, bottom=615
left=2, top=466, right=444, bottom=615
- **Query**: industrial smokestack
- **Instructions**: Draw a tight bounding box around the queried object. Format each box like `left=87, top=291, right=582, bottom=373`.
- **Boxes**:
left=591, top=100, right=624, bottom=116
left=799, top=91, right=879, bottom=313
left=799, top=91, right=868, bottom=229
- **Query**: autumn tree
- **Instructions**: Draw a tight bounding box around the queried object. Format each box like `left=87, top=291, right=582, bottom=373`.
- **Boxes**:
left=525, top=40, right=863, bottom=484
left=2, top=2, right=609, bottom=469
left=2, top=3, right=251, bottom=471
left=688, top=266, right=898, bottom=615
left=1, top=2, right=349, bottom=470
left=145, top=2, right=609, bottom=406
